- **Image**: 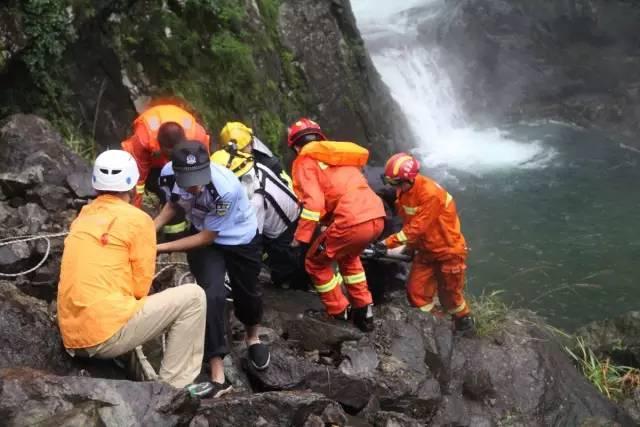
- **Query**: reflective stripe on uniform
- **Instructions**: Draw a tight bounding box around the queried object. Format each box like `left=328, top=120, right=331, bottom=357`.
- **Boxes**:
left=343, top=272, right=366, bottom=285
left=403, top=206, right=417, bottom=215
left=445, top=193, right=453, bottom=208
left=448, top=301, right=467, bottom=315
left=315, top=274, right=340, bottom=293
left=300, top=208, right=321, bottom=222
left=136, top=184, right=146, bottom=194
left=162, top=221, right=188, bottom=235
left=396, top=230, right=408, bottom=243
left=419, top=302, right=435, bottom=312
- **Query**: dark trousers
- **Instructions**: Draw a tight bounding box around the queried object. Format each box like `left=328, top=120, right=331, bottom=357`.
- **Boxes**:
left=263, top=221, right=311, bottom=289
left=147, top=167, right=188, bottom=241
left=187, top=233, right=263, bottom=360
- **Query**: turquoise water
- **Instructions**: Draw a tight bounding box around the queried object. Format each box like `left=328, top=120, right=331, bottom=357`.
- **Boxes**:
left=434, top=123, right=640, bottom=330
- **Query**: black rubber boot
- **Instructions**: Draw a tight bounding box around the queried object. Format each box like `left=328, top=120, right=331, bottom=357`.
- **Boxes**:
left=454, top=315, right=476, bottom=336
left=332, top=305, right=351, bottom=321
left=352, top=304, right=375, bottom=332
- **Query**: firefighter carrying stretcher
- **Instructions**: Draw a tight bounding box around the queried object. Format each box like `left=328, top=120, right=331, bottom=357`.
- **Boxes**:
left=376, top=153, right=475, bottom=335
left=287, top=118, right=386, bottom=332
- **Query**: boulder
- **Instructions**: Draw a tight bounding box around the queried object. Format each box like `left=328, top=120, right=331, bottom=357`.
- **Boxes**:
left=66, top=171, right=96, bottom=199
left=0, top=115, right=90, bottom=190
left=191, top=392, right=347, bottom=427
left=246, top=346, right=373, bottom=412
left=577, top=311, right=640, bottom=367
left=0, top=281, right=77, bottom=375
left=0, top=281, right=124, bottom=379
left=0, top=368, right=196, bottom=427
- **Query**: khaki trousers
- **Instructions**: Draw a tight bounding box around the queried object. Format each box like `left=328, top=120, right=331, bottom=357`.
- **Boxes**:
left=82, top=283, right=206, bottom=388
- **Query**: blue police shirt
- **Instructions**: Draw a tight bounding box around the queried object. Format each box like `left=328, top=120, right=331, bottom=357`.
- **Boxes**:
left=160, top=162, right=257, bottom=245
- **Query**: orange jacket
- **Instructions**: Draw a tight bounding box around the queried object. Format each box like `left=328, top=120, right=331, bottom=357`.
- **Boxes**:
left=121, top=105, right=210, bottom=205
left=385, top=174, right=467, bottom=259
left=292, top=151, right=386, bottom=243
left=57, top=195, right=157, bottom=349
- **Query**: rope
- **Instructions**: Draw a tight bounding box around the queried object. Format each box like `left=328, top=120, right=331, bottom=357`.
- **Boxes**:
left=0, top=232, right=69, bottom=278
left=0, top=232, right=192, bottom=281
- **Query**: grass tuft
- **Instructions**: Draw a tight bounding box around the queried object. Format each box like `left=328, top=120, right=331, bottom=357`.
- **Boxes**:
left=565, top=337, right=640, bottom=401
left=469, top=290, right=509, bottom=337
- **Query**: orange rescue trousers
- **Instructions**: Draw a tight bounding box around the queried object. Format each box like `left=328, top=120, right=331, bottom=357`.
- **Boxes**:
left=305, top=218, right=384, bottom=315
left=407, top=252, right=470, bottom=318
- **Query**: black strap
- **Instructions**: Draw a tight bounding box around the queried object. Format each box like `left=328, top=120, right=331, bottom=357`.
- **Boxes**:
left=256, top=167, right=295, bottom=226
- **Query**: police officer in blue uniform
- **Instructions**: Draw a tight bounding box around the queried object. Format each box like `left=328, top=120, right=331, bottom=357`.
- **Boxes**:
left=154, top=140, right=269, bottom=398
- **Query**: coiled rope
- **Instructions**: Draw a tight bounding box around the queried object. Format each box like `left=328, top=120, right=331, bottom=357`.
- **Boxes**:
left=0, top=232, right=70, bottom=277
left=0, top=233, right=191, bottom=281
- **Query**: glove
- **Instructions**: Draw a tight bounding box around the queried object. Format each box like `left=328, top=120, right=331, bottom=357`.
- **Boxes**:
left=373, top=241, right=388, bottom=257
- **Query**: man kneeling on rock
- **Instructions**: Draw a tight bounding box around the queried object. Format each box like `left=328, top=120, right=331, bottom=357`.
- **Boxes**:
left=57, top=150, right=215, bottom=397
left=155, top=141, right=270, bottom=398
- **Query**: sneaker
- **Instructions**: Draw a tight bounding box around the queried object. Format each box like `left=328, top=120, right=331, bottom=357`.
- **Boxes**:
left=352, top=304, right=374, bottom=332
left=185, top=381, right=215, bottom=398
left=248, top=342, right=270, bottom=370
left=210, top=380, right=233, bottom=398
left=332, top=305, right=351, bottom=321
left=454, top=315, right=476, bottom=336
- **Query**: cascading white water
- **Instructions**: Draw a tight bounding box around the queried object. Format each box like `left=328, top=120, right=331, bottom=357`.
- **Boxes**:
left=352, top=0, right=554, bottom=173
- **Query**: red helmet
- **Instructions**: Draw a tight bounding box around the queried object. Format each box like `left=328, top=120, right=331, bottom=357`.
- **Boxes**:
left=287, top=118, right=327, bottom=148
left=383, top=153, right=420, bottom=184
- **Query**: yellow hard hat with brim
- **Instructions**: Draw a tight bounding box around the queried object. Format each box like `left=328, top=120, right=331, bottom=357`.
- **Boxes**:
left=219, top=122, right=253, bottom=149
left=211, top=148, right=254, bottom=177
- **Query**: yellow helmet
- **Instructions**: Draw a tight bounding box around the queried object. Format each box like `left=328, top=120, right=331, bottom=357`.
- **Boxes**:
left=210, top=148, right=254, bottom=177
left=219, top=121, right=253, bottom=150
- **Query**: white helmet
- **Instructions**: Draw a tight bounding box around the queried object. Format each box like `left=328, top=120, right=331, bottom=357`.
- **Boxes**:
left=92, top=150, right=140, bottom=192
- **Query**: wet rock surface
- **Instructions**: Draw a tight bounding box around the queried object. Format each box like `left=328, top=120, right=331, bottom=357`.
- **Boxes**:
left=422, top=0, right=640, bottom=140
left=0, top=368, right=196, bottom=427
left=0, top=115, right=92, bottom=299
left=578, top=311, right=640, bottom=367
left=0, top=114, right=635, bottom=425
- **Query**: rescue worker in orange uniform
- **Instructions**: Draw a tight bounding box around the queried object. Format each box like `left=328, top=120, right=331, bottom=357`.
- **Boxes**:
left=377, top=153, right=475, bottom=334
left=121, top=104, right=210, bottom=240
left=288, top=118, right=386, bottom=332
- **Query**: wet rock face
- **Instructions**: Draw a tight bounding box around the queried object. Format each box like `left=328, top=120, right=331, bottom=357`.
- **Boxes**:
left=0, top=281, right=76, bottom=375
left=0, top=281, right=125, bottom=379
left=279, top=0, right=411, bottom=160
left=0, top=368, right=197, bottom=427
left=578, top=311, right=640, bottom=368
left=192, top=392, right=347, bottom=426
left=424, top=0, right=640, bottom=138
left=0, top=114, right=93, bottom=298
left=245, top=288, right=634, bottom=426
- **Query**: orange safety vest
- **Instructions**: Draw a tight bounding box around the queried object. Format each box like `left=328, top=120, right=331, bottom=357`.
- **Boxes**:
left=385, top=174, right=467, bottom=259
left=121, top=105, right=210, bottom=204
left=292, top=141, right=385, bottom=243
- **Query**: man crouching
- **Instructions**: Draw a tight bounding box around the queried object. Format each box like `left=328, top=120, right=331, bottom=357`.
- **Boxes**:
left=57, top=150, right=215, bottom=397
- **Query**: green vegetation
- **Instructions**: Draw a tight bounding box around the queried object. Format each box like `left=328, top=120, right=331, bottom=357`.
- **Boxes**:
left=469, top=290, right=509, bottom=337
left=57, top=120, right=96, bottom=161
left=112, top=0, right=307, bottom=151
left=21, top=0, right=75, bottom=114
left=565, top=337, right=640, bottom=401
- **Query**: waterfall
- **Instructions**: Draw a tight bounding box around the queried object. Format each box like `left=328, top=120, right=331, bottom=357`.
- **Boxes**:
left=352, top=0, right=554, bottom=173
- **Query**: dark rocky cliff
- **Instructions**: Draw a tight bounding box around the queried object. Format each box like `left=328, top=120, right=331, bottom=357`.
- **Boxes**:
left=418, top=0, right=640, bottom=139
